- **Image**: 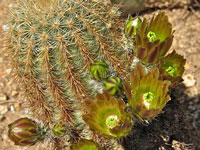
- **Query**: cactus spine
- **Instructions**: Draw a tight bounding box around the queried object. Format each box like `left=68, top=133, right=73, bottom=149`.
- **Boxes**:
left=6, top=0, right=131, bottom=149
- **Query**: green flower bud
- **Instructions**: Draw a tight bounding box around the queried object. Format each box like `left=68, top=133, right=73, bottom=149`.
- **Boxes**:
left=83, top=91, right=133, bottom=137
left=8, top=118, right=42, bottom=146
left=104, top=77, right=123, bottom=96
left=52, top=123, right=66, bottom=137
left=72, top=139, right=103, bottom=150
left=124, top=15, right=142, bottom=38
left=90, top=61, right=109, bottom=80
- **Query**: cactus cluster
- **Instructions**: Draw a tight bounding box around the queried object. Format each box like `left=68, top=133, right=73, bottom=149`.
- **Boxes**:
left=5, top=0, right=186, bottom=149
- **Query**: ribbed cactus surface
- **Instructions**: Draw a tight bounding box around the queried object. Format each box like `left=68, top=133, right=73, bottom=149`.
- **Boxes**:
left=6, top=0, right=131, bottom=149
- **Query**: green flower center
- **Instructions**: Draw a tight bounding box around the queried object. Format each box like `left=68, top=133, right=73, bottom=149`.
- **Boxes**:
left=105, top=115, right=119, bottom=129
left=143, top=92, right=154, bottom=102
left=166, top=66, right=177, bottom=77
left=143, top=92, right=154, bottom=109
left=147, top=31, right=157, bottom=42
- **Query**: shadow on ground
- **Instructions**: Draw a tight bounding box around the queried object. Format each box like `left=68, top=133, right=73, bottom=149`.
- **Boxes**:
left=122, top=84, right=200, bottom=150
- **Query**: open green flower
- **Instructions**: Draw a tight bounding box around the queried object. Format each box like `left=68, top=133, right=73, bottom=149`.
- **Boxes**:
left=134, top=11, right=173, bottom=64
left=72, top=139, right=103, bottom=150
left=124, top=63, right=171, bottom=120
left=8, top=118, right=42, bottom=146
left=158, top=50, right=186, bottom=87
left=82, top=91, right=133, bottom=137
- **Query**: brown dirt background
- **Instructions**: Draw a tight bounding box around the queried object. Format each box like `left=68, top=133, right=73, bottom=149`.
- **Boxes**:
left=0, top=0, right=199, bottom=150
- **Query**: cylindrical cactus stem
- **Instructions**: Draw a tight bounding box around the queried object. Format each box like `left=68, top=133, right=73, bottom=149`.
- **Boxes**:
left=6, top=0, right=132, bottom=149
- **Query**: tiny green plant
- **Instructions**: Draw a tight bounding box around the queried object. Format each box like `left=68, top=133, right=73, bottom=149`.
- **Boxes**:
left=5, top=0, right=186, bottom=149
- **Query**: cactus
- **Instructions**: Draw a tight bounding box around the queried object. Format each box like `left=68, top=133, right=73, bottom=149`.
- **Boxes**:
left=5, top=0, right=186, bottom=148
left=5, top=0, right=131, bottom=149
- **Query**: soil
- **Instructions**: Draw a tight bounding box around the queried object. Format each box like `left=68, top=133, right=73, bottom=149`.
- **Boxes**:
left=0, top=0, right=199, bottom=150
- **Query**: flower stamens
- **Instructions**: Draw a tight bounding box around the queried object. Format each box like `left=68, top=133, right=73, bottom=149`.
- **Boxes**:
left=147, top=31, right=157, bottom=42
left=166, top=66, right=177, bottom=77
left=143, top=92, right=154, bottom=109
left=106, top=115, right=119, bottom=129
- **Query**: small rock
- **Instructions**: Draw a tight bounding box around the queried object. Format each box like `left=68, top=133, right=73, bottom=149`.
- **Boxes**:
left=194, top=97, right=199, bottom=103
left=0, top=115, right=6, bottom=122
left=188, top=105, right=195, bottom=111
left=184, top=62, right=190, bottom=70
left=160, top=135, right=169, bottom=142
left=2, top=24, right=9, bottom=31
left=0, top=93, right=7, bottom=101
left=183, top=74, right=196, bottom=87
left=6, top=68, right=12, bottom=75
left=8, top=3, right=14, bottom=8
left=14, top=103, right=21, bottom=111
left=0, top=105, right=8, bottom=115
left=11, top=91, right=18, bottom=97
left=185, top=86, right=198, bottom=97
left=172, top=140, right=193, bottom=150
left=10, top=105, right=15, bottom=112
left=172, top=140, right=182, bottom=150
